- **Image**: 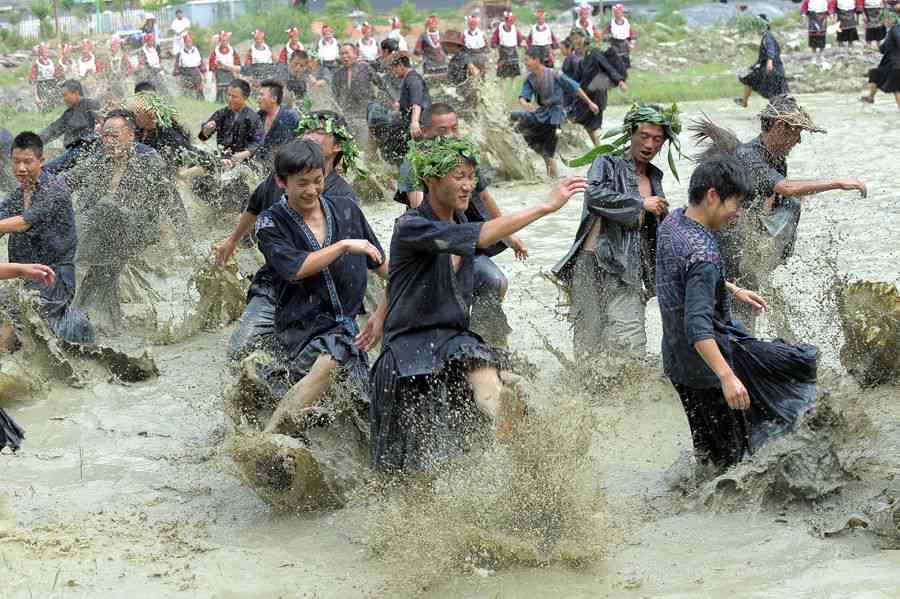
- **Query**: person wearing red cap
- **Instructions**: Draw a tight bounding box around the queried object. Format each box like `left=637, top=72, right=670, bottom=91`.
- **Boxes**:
left=603, top=3, right=637, bottom=71
left=572, top=3, right=601, bottom=40
left=318, top=25, right=340, bottom=76
left=414, top=15, right=448, bottom=75
left=387, top=17, right=409, bottom=52
left=357, top=22, right=380, bottom=65
left=491, top=12, right=524, bottom=79
left=29, top=43, right=62, bottom=111
left=77, top=40, right=103, bottom=80
left=137, top=32, right=163, bottom=89
left=799, top=0, right=833, bottom=60
left=526, top=9, right=559, bottom=67
left=209, top=31, right=241, bottom=102
left=279, top=27, right=305, bottom=63
left=173, top=33, right=206, bottom=99
left=246, top=29, right=274, bottom=65
left=463, top=14, right=488, bottom=77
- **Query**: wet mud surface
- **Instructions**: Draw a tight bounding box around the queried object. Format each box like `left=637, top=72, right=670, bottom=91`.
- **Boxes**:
left=1, top=92, right=900, bottom=597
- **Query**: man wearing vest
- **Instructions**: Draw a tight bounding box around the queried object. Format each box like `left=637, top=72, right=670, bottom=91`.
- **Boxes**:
left=527, top=9, right=559, bottom=67
left=604, top=3, right=638, bottom=71
left=29, top=43, right=61, bottom=112
left=209, top=31, right=241, bottom=102
left=464, top=14, right=488, bottom=77
left=491, top=12, right=524, bottom=79
left=318, top=25, right=341, bottom=78
left=173, top=33, right=206, bottom=99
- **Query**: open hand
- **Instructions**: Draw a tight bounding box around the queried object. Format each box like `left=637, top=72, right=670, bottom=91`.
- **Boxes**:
left=544, top=177, right=588, bottom=212
left=355, top=313, right=384, bottom=352
left=618, top=80, right=628, bottom=92
left=216, top=238, right=237, bottom=266
left=507, top=235, right=529, bottom=260
left=732, top=286, right=768, bottom=312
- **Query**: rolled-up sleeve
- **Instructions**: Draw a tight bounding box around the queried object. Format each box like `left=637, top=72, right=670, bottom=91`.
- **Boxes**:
left=395, top=214, right=483, bottom=257
left=684, top=261, right=719, bottom=345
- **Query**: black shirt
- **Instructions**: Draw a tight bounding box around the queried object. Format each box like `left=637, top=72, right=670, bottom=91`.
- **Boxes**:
left=39, top=98, right=101, bottom=148
left=398, top=69, right=430, bottom=129
left=0, top=171, right=76, bottom=268
left=198, top=105, right=263, bottom=155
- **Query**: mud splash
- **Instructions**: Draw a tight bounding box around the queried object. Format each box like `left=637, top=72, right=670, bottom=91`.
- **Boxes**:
left=835, top=279, right=900, bottom=387
left=357, top=393, right=606, bottom=595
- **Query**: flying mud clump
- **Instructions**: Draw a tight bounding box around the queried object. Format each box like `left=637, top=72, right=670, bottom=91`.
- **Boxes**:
left=835, top=279, right=900, bottom=387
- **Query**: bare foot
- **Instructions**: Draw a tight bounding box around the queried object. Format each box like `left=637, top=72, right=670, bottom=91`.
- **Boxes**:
left=733, top=97, right=747, bottom=108
left=860, top=96, right=874, bottom=104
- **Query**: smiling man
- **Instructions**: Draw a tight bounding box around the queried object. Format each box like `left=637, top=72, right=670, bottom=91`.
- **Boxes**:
left=553, top=102, right=681, bottom=370
left=370, top=135, right=587, bottom=473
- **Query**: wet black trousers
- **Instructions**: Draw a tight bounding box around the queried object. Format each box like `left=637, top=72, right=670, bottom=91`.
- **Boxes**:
left=672, top=382, right=750, bottom=470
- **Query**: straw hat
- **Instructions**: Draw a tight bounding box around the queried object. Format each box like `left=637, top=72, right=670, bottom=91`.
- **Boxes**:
left=759, top=95, right=826, bottom=134
left=441, top=30, right=465, bottom=49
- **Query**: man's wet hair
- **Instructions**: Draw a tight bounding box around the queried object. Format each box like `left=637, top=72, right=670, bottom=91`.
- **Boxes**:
left=260, top=79, right=284, bottom=104
left=61, top=79, right=83, bottom=95
left=391, top=54, right=411, bottom=68
left=422, top=103, right=457, bottom=128
left=229, top=79, right=252, bottom=98
left=340, top=42, right=357, bottom=53
left=134, top=80, right=157, bottom=93
left=524, top=46, right=544, bottom=61
left=103, top=108, right=138, bottom=131
left=688, top=154, right=753, bottom=206
left=275, top=139, right=325, bottom=180
left=290, top=49, right=308, bottom=62
left=381, top=38, right=399, bottom=53
left=11, top=131, right=43, bottom=158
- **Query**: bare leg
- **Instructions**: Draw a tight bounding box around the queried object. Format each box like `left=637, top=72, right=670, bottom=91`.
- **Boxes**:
left=263, top=353, right=338, bottom=434
left=468, top=366, right=525, bottom=441
left=893, top=92, right=900, bottom=109
left=545, top=157, right=559, bottom=178
left=862, top=82, right=877, bottom=103
left=0, top=322, right=17, bottom=354
left=587, top=128, right=600, bottom=145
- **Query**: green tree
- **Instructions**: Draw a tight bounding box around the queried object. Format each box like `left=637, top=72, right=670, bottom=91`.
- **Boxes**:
left=29, top=0, right=55, bottom=38
left=395, top=0, right=416, bottom=30
left=324, top=0, right=349, bottom=37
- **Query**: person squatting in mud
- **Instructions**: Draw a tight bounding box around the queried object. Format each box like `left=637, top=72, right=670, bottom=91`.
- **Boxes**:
left=0, top=132, right=95, bottom=345
left=60, top=109, right=192, bottom=331
left=552, top=102, right=681, bottom=370
left=394, top=103, right=529, bottom=346
left=657, top=155, right=819, bottom=470
left=696, top=95, right=867, bottom=333
left=369, top=135, right=587, bottom=473
left=511, top=46, right=600, bottom=177
left=253, top=139, right=387, bottom=434
left=222, top=110, right=365, bottom=361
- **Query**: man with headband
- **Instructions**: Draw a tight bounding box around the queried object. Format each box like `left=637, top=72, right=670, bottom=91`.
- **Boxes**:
left=370, top=135, right=587, bottom=472
left=553, top=102, right=682, bottom=372
left=692, top=94, right=866, bottom=332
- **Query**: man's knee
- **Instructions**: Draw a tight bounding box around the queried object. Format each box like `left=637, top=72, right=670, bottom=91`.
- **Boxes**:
left=467, top=365, right=502, bottom=419
left=474, top=257, right=507, bottom=299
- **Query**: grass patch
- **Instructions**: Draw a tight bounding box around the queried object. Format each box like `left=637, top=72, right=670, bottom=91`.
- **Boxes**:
left=0, top=64, right=30, bottom=87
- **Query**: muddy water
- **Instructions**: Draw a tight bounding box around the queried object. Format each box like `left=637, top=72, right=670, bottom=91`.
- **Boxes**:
left=2, top=92, right=900, bottom=598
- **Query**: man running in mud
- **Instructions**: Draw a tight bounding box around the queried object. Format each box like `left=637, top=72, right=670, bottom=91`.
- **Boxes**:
left=254, top=139, right=388, bottom=434
left=332, top=44, right=375, bottom=150
left=370, top=135, right=587, bottom=473
left=39, top=79, right=100, bottom=175
left=656, top=155, right=818, bottom=470
left=198, top=79, right=263, bottom=170
left=220, top=111, right=365, bottom=360
left=693, top=95, right=867, bottom=332
left=254, top=79, right=299, bottom=167
left=61, top=109, right=191, bottom=331
left=394, top=103, right=528, bottom=345
left=0, top=132, right=95, bottom=344
left=552, top=103, right=681, bottom=370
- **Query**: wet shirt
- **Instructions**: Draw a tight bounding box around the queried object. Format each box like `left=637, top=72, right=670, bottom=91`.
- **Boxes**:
left=395, top=158, right=493, bottom=225
left=139, top=125, right=210, bottom=169
left=519, top=68, right=580, bottom=127
left=0, top=171, right=76, bottom=268
left=331, top=62, right=375, bottom=115
left=381, top=199, right=484, bottom=377
left=399, top=69, right=430, bottom=128
left=656, top=208, right=733, bottom=389
left=255, top=195, right=384, bottom=353
left=39, top=98, right=101, bottom=148
left=254, top=107, right=300, bottom=166
left=447, top=51, right=474, bottom=85
left=198, top=105, right=263, bottom=155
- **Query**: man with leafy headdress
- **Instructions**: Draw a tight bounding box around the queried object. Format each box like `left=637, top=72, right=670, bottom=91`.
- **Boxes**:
left=692, top=94, right=866, bottom=331
left=370, top=135, right=587, bottom=472
left=219, top=110, right=366, bottom=361
left=552, top=102, right=682, bottom=368
left=130, top=91, right=210, bottom=172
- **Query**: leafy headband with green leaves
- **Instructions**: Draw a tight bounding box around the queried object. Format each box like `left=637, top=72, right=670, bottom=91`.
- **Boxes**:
left=563, top=102, right=683, bottom=180
left=130, top=91, right=178, bottom=129
left=295, top=104, right=367, bottom=178
left=407, top=136, right=481, bottom=188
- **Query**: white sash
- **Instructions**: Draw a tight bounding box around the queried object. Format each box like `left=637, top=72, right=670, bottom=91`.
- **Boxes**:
left=358, top=38, right=379, bottom=61
left=215, top=45, right=235, bottom=69
left=78, top=54, right=96, bottom=77
left=36, top=58, right=56, bottom=80
left=318, top=38, right=339, bottom=61
left=142, top=46, right=160, bottom=69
